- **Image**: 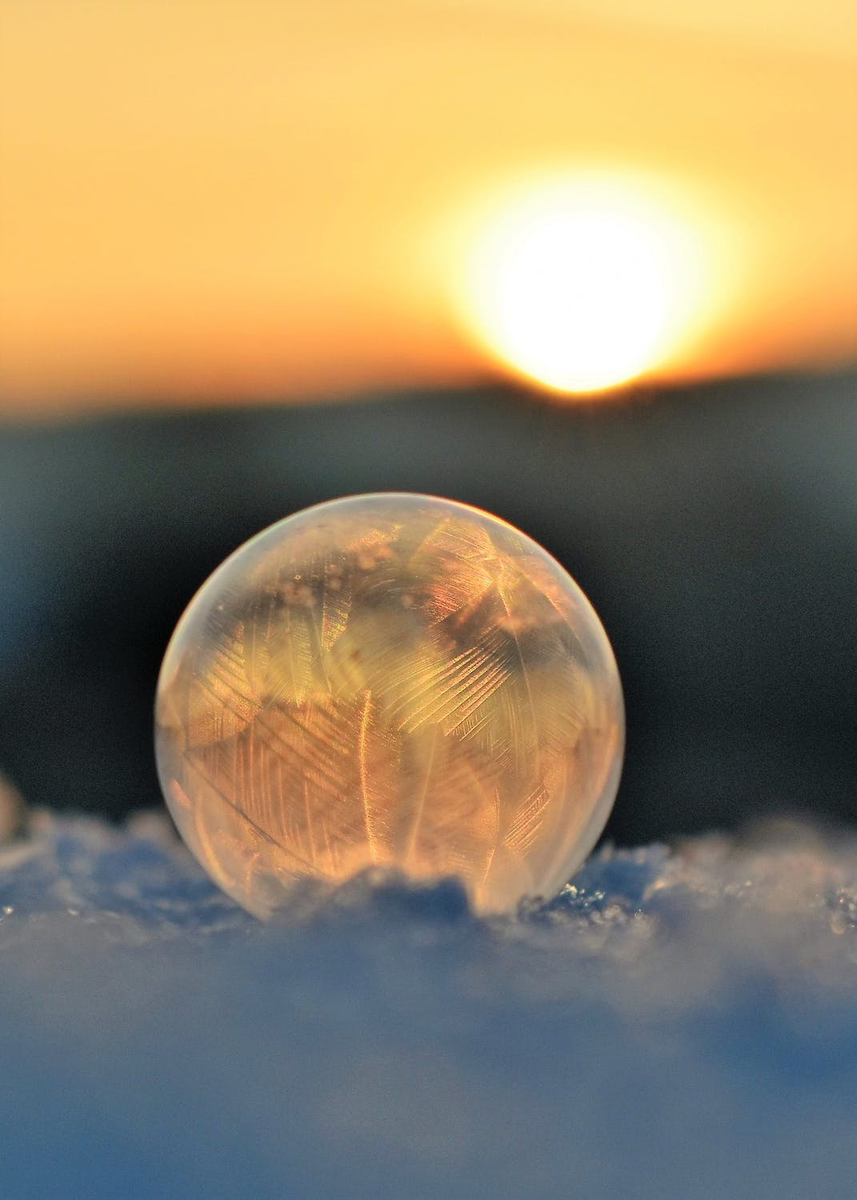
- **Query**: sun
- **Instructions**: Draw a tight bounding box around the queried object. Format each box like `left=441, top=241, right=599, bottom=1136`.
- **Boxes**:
left=456, top=174, right=711, bottom=395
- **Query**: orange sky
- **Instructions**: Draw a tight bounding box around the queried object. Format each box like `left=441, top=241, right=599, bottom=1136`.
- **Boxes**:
left=1, top=0, right=855, bottom=415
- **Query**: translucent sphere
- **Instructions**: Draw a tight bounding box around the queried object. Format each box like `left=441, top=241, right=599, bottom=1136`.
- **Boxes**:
left=155, top=494, right=624, bottom=915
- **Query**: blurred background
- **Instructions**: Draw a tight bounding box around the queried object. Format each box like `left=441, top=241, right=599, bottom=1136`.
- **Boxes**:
left=0, top=0, right=855, bottom=844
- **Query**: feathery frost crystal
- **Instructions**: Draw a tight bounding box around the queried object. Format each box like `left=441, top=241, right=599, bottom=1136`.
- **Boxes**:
left=155, top=494, right=624, bottom=914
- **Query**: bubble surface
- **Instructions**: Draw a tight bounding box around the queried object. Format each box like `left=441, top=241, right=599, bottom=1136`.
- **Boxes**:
left=155, top=494, right=624, bottom=914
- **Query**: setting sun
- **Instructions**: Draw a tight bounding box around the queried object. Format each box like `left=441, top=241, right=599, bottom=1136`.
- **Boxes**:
left=0, top=1, right=854, bottom=412
left=456, top=175, right=715, bottom=394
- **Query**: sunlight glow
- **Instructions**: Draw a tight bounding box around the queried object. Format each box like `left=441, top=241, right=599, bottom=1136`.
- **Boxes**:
left=456, top=174, right=716, bottom=394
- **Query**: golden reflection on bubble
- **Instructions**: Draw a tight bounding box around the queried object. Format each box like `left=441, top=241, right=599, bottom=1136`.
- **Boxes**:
left=155, top=494, right=624, bottom=915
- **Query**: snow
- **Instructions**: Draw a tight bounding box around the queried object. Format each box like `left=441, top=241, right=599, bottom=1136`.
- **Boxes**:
left=2, top=811, right=856, bottom=1200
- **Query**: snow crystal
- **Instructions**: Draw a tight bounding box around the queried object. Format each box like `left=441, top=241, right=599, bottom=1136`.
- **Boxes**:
left=2, top=812, right=856, bottom=1200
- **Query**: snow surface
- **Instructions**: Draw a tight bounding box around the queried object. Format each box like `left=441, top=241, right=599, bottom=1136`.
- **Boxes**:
left=2, top=811, right=857, bottom=1200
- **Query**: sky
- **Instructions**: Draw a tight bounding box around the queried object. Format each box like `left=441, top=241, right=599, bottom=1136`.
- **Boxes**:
left=1, top=0, right=855, bottom=413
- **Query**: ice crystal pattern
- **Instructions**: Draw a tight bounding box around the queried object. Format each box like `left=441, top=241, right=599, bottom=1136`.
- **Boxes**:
left=155, top=494, right=624, bottom=914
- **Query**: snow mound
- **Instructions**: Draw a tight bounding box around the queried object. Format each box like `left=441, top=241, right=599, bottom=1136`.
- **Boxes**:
left=2, top=812, right=856, bottom=1200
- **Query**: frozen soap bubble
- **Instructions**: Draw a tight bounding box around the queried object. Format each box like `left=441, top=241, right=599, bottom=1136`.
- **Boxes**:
left=155, top=494, right=624, bottom=915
